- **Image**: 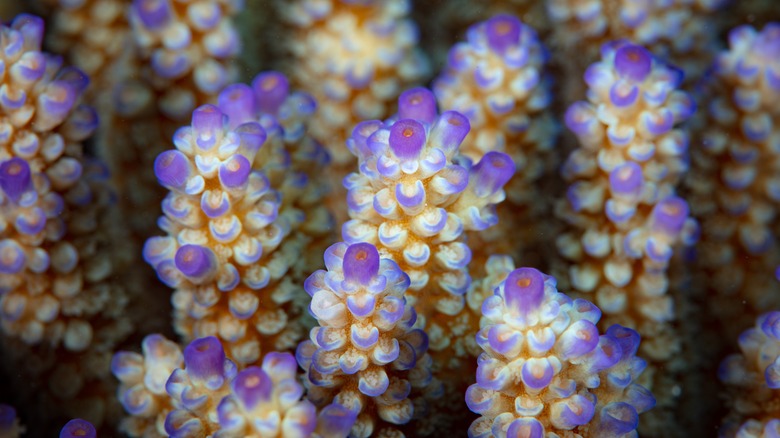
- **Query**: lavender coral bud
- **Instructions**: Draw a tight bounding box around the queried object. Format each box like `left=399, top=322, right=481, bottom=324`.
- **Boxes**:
left=218, top=84, right=256, bottom=128
left=470, top=151, right=515, bottom=198
left=398, top=87, right=437, bottom=124
left=230, top=366, right=274, bottom=409
left=59, top=419, right=96, bottom=438
left=12, top=14, right=44, bottom=50
left=613, top=44, right=653, bottom=82
left=485, top=14, right=522, bottom=53
left=389, top=119, right=426, bottom=161
left=343, top=242, right=381, bottom=286
left=218, top=155, right=251, bottom=188
left=650, top=197, right=689, bottom=236
left=428, top=111, right=470, bottom=155
left=192, top=104, right=225, bottom=150
left=503, top=267, right=545, bottom=315
left=174, top=244, right=217, bottom=281
left=133, top=0, right=173, bottom=29
left=154, top=150, right=192, bottom=189
left=182, top=336, right=227, bottom=388
left=608, top=162, right=643, bottom=196
left=0, top=240, right=26, bottom=275
left=252, top=71, right=289, bottom=114
left=0, top=158, right=31, bottom=203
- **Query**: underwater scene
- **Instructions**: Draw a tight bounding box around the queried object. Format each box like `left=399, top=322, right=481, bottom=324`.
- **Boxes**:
left=0, top=0, right=779, bottom=436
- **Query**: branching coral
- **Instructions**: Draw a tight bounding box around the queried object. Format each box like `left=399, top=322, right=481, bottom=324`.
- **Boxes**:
left=545, top=0, right=726, bottom=98
left=433, top=14, right=558, bottom=260
left=277, top=0, right=429, bottom=169
left=112, top=333, right=183, bottom=437
left=720, top=311, right=780, bottom=437
left=555, top=41, right=697, bottom=434
left=467, top=266, right=654, bottom=437
left=145, top=73, right=331, bottom=366
left=687, top=23, right=780, bottom=338
left=297, top=242, right=442, bottom=437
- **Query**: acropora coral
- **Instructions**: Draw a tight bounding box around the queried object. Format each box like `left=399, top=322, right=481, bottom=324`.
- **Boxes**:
left=2, top=1, right=780, bottom=438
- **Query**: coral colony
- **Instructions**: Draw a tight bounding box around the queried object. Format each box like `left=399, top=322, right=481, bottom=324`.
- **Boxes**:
left=4, top=1, right=780, bottom=438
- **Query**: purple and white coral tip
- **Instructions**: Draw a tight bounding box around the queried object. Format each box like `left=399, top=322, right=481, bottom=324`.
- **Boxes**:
left=252, top=71, right=290, bottom=114
left=503, top=267, right=545, bottom=314
left=398, top=87, right=437, bottom=124
left=471, top=151, right=515, bottom=198
left=60, top=419, right=96, bottom=438
left=183, top=336, right=226, bottom=383
left=613, top=44, right=652, bottom=82
left=0, top=157, right=31, bottom=202
left=133, top=0, right=173, bottom=29
left=506, top=418, right=544, bottom=438
left=192, top=104, right=225, bottom=148
left=389, top=119, right=426, bottom=160
left=485, top=14, right=522, bottom=53
left=12, top=14, right=44, bottom=49
left=343, top=242, right=380, bottom=285
left=597, top=402, right=639, bottom=435
left=154, top=150, right=190, bottom=189
left=174, top=244, right=215, bottom=278
left=318, top=404, right=358, bottom=436
left=608, top=162, right=643, bottom=195
left=431, top=111, right=470, bottom=154
left=219, top=155, right=251, bottom=188
left=0, top=240, right=26, bottom=274
left=0, top=404, right=16, bottom=430
left=231, top=366, right=273, bottom=410
left=650, top=197, right=689, bottom=235
left=218, top=84, right=257, bottom=128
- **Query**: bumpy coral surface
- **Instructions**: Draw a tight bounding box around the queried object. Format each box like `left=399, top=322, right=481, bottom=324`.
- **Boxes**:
left=297, top=242, right=441, bottom=437
left=720, top=311, right=780, bottom=437
left=434, top=14, right=558, bottom=259
left=278, top=0, right=430, bottom=169
left=556, top=40, right=698, bottom=435
left=545, top=0, right=725, bottom=97
left=688, top=23, right=780, bottom=336
left=112, top=334, right=183, bottom=437
left=467, top=266, right=654, bottom=437
left=129, top=0, right=242, bottom=121
left=557, top=41, right=697, bottom=359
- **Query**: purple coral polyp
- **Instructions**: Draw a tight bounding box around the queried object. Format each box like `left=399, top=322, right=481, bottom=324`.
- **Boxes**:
left=154, top=150, right=190, bottom=189
left=174, top=244, right=215, bottom=278
left=389, top=119, right=426, bottom=160
left=134, top=0, right=172, bottom=29
left=613, top=44, right=652, bottom=82
left=504, top=267, right=545, bottom=314
left=252, top=71, right=290, bottom=114
left=192, top=104, right=225, bottom=148
left=342, top=242, right=380, bottom=285
left=0, top=157, right=31, bottom=202
left=650, top=196, right=689, bottom=235
left=471, top=151, right=515, bottom=198
left=608, top=162, right=643, bottom=195
left=485, top=14, right=522, bottom=53
left=231, top=366, right=273, bottom=410
left=59, top=419, right=96, bottom=438
left=219, top=155, right=251, bottom=188
left=0, top=240, right=26, bottom=274
left=218, top=84, right=256, bottom=127
left=398, top=87, right=437, bottom=124
left=183, top=336, right=226, bottom=383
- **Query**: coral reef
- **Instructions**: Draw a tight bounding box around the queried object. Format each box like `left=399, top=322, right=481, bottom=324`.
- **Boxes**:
left=2, top=2, right=780, bottom=437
